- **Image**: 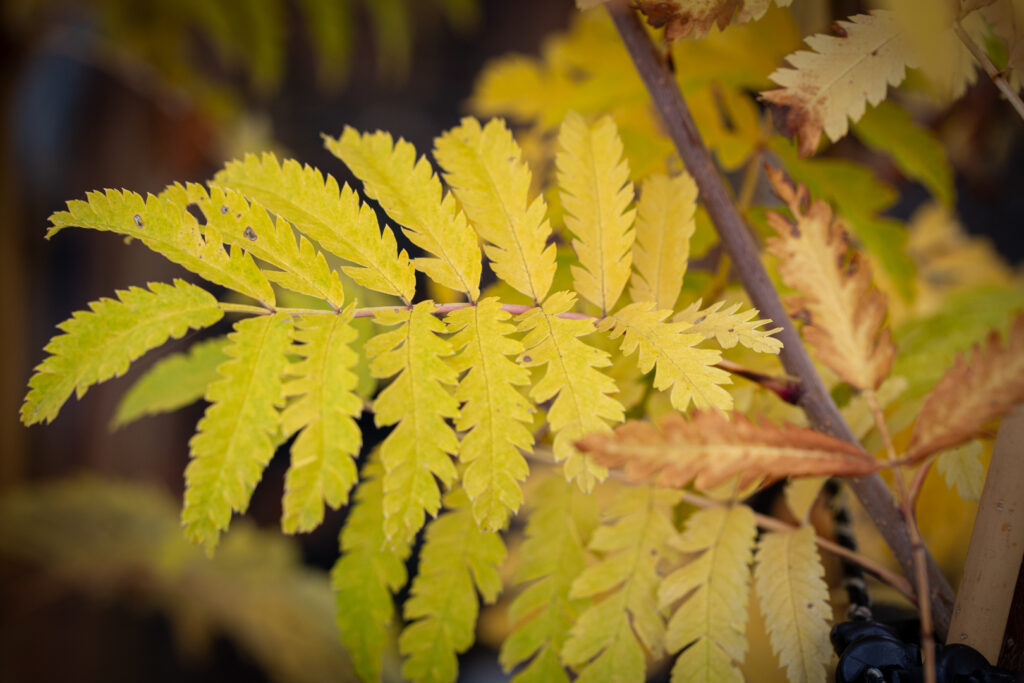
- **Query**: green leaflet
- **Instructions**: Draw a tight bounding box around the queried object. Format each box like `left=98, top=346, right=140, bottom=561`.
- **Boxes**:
left=500, top=475, right=599, bottom=683
left=183, top=314, right=293, bottom=553
left=562, top=485, right=681, bottom=682
left=111, top=336, right=228, bottom=429
left=447, top=298, right=534, bottom=531
left=172, top=183, right=347, bottom=309
left=936, top=440, right=985, bottom=501
left=853, top=100, right=954, bottom=207
left=661, top=505, right=757, bottom=683
left=48, top=189, right=274, bottom=306
left=399, top=488, right=505, bottom=683
left=332, top=458, right=411, bottom=683
left=368, top=302, right=460, bottom=546
left=22, top=280, right=223, bottom=426
left=280, top=313, right=363, bottom=534
left=213, top=152, right=417, bottom=303
left=754, top=526, right=832, bottom=683
left=516, top=291, right=625, bottom=492
left=674, top=299, right=783, bottom=354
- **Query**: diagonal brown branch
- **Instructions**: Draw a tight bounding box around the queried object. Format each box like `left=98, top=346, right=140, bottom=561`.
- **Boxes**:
left=604, top=0, right=954, bottom=636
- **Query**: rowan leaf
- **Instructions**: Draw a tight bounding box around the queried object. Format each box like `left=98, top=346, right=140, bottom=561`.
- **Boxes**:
left=674, top=299, right=783, bottom=354
left=634, top=0, right=794, bottom=41
left=936, top=441, right=985, bottom=502
left=754, top=525, right=833, bottom=683
left=213, top=152, right=417, bottom=302
left=434, top=117, right=557, bottom=303
left=578, top=411, right=878, bottom=492
left=48, top=189, right=274, bottom=306
left=765, top=168, right=895, bottom=390
left=327, top=127, right=482, bottom=300
left=22, top=280, right=223, bottom=426
left=368, top=302, right=460, bottom=546
left=562, top=485, right=681, bottom=682
left=557, top=111, right=636, bottom=313
left=280, top=312, right=362, bottom=534
left=516, top=291, right=625, bottom=492
left=907, top=315, right=1024, bottom=462
left=601, top=302, right=734, bottom=412
left=176, top=183, right=346, bottom=309
left=182, top=314, right=293, bottom=553
left=332, top=457, right=412, bottom=683
left=852, top=101, right=955, bottom=207
left=447, top=298, right=533, bottom=531
left=111, top=336, right=228, bottom=430
left=500, top=475, right=599, bottom=683
left=661, top=505, right=757, bottom=683
left=762, top=11, right=917, bottom=156
left=399, top=488, right=505, bottom=683
left=630, top=172, right=697, bottom=311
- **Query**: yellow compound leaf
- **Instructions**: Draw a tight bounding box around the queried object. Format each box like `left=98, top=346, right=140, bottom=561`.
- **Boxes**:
left=630, top=172, right=697, bottom=311
left=175, top=183, right=347, bottom=309
left=500, top=474, right=599, bottom=683
left=399, top=489, right=505, bottom=683
left=660, top=505, right=757, bottom=683
left=754, top=525, right=833, bottom=683
left=22, top=280, right=223, bottom=426
left=516, top=291, right=625, bottom=492
left=213, top=152, right=416, bottom=303
left=765, top=168, right=895, bottom=390
left=578, top=411, right=879, bottom=492
left=557, top=111, right=636, bottom=314
left=601, top=302, right=733, bottom=412
left=48, top=188, right=274, bottom=307
left=674, top=298, right=783, bottom=355
left=762, top=11, right=917, bottom=156
left=635, top=0, right=794, bottom=41
left=447, top=298, right=533, bottom=531
left=182, top=314, right=293, bottom=554
left=367, top=302, right=460, bottom=546
left=280, top=313, right=363, bottom=534
left=434, top=117, right=557, bottom=303
left=332, top=457, right=412, bottom=683
left=327, top=128, right=482, bottom=300
left=562, top=485, right=681, bottom=682
left=907, top=315, right=1024, bottom=462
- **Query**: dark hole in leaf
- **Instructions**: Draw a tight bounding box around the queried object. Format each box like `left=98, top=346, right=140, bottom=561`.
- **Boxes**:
left=243, top=226, right=257, bottom=241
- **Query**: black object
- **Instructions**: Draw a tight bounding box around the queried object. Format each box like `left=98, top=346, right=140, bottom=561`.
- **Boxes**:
left=832, top=620, right=1019, bottom=682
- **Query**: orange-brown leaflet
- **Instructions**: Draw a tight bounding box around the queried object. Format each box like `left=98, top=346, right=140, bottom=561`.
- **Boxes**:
left=577, top=410, right=878, bottom=491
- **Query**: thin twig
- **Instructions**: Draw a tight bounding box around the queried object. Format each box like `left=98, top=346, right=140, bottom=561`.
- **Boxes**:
left=604, top=0, right=955, bottom=636
left=866, top=390, right=936, bottom=683
left=954, top=22, right=1024, bottom=123
left=909, top=459, right=935, bottom=511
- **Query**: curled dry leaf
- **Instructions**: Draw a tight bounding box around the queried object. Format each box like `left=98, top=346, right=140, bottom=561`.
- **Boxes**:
left=907, top=315, right=1024, bottom=463
left=761, top=11, right=916, bottom=156
left=577, top=410, right=878, bottom=491
left=635, top=0, right=793, bottom=42
left=765, top=167, right=895, bottom=391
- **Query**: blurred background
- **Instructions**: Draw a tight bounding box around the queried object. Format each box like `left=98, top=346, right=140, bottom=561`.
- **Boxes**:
left=2, top=0, right=1023, bottom=681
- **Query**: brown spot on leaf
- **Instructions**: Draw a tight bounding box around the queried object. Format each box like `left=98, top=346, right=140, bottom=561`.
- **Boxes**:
left=133, top=214, right=144, bottom=227
left=243, top=226, right=257, bottom=241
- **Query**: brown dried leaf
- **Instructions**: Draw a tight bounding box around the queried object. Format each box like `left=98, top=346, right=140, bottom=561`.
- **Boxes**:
left=577, top=411, right=877, bottom=491
left=765, top=167, right=895, bottom=390
left=907, top=315, right=1024, bottom=463
left=761, top=11, right=916, bottom=156
left=635, top=0, right=792, bottom=42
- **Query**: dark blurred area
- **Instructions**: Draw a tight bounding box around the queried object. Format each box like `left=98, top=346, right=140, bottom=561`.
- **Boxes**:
left=2, top=0, right=1024, bottom=681
left=0, top=1, right=571, bottom=680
